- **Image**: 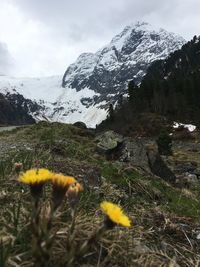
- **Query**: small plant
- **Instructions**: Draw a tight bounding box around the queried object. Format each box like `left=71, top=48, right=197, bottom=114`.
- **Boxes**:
left=17, top=168, right=131, bottom=267
left=0, top=239, right=12, bottom=267
left=156, top=129, right=172, bottom=156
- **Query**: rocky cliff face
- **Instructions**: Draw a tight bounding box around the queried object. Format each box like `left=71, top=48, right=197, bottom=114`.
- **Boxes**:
left=62, top=22, right=185, bottom=102
left=0, top=92, right=36, bottom=125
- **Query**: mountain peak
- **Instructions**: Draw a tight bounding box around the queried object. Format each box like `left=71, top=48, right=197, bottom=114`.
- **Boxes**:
left=128, top=21, right=154, bottom=31
left=62, top=22, right=186, bottom=92
left=110, top=21, right=185, bottom=53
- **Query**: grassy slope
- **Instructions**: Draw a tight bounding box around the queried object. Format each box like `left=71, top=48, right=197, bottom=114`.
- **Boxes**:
left=0, top=122, right=200, bottom=267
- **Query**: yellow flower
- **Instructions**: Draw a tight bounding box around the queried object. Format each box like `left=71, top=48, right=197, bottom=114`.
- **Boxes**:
left=100, top=201, right=131, bottom=227
left=51, top=173, right=76, bottom=189
left=18, top=168, right=53, bottom=185
left=18, top=168, right=53, bottom=200
left=51, top=173, right=76, bottom=210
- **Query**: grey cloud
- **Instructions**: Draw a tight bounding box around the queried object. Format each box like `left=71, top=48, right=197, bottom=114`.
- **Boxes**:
left=0, top=42, right=13, bottom=75
left=11, top=0, right=200, bottom=40
left=1, top=0, right=200, bottom=76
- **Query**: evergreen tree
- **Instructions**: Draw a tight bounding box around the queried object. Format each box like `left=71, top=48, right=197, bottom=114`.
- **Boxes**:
left=117, top=94, right=123, bottom=108
left=128, top=80, right=136, bottom=106
left=107, top=103, right=114, bottom=121
left=156, top=130, right=172, bottom=156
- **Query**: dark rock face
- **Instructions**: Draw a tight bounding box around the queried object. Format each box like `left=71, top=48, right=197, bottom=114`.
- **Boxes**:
left=147, top=150, right=176, bottom=183
left=0, top=92, right=38, bottom=125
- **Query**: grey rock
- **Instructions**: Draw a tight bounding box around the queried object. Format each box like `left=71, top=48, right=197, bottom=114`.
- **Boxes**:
left=176, top=173, right=199, bottom=187
left=174, top=161, right=197, bottom=174
left=120, top=138, right=150, bottom=172
left=95, top=131, right=123, bottom=154
left=147, top=149, right=176, bottom=183
left=193, top=168, right=200, bottom=178
left=185, top=172, right=198, bottom=183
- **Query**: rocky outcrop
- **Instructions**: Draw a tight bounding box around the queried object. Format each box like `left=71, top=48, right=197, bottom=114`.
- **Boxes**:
left=96, top=131, right=176, bottom=183
left=147, top=150, right=176, bottom=183
left=173, top=161, right=197, bottom=174
left=0, top=93, right=35, bottom=125
left=119, top=138, right=150, bottom=172
left=95, top=130, right=123, bottom=155
left=164, top=158, right=200, bottom=187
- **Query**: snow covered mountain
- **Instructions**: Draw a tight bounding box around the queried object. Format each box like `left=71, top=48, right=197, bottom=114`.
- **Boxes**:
left=62, top=22, right=186, bottom=101
left=0, top=22, right=186, bottom=127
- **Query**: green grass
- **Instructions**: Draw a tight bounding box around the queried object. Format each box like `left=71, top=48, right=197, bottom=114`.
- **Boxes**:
left=2, top=121, right=200, bottom=220
left=97, top=158, right=200, bottom=220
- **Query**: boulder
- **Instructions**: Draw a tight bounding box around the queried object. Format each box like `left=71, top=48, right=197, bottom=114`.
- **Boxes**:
left=185, top=172, right=198, bottom=183
left=73, top=121, right=87, bottom=129
left=176, top=172, right=198, bottom=188
left=95, top=131, right=123, bottom=154
left=193, top=168, right=200, bottom=178
left=120, top=138, right=150, bottom=172
left=147, top=149, right=176, bottom=183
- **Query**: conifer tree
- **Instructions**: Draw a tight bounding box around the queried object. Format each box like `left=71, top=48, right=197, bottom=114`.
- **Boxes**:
left=156, top=130, right=172, bottom=156
left=108, top=103, right=114, bottom=121
left=128, top=80, right=136, bottom=105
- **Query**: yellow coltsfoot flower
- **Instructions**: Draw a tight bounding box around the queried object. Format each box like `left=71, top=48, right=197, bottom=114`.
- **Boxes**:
left=77, top=201, right=130, bottom=262
left=51, top=173, right=76, bottom=210
left=52, top=173, right=76, bottom=189
left=100, top=201, right=131, bottom=228
left=19, top=168, right=53, bottom=185
left=18, top=168, right=53, bottom=199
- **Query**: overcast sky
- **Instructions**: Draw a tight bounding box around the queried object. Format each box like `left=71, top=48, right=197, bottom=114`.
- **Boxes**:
left=0, top=0, right=199, bottom=77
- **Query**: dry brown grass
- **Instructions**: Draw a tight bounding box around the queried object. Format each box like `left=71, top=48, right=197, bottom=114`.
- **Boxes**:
left=1, top=176, right=200, bottom=267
